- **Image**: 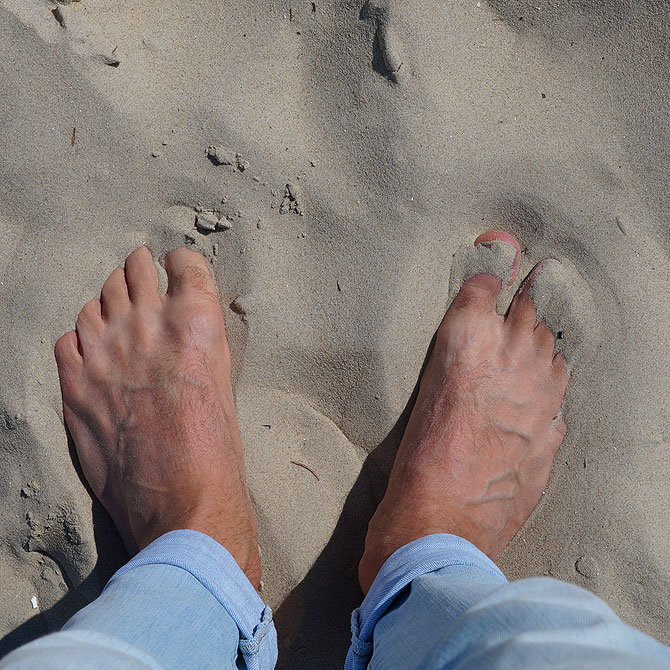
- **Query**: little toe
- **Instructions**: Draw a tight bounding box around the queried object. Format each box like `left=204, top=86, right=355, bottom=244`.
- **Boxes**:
left=54, top=331, right=83, bottom=398
left=448, top=232, right=521, bottom=314
left=101, top=267, right=130, bottom=318
left=164, top=247, right=218, bottom=301
left=125, top=246, right=159, bottom=305
left=75, top=299, right=103, bottom=357
left=54, top=330, right=83, bottom=369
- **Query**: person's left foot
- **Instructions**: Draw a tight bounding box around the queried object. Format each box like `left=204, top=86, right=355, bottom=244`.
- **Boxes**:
left=55, top=247, right=261, bottom=588
left=358, top=232, right=570, bottom=594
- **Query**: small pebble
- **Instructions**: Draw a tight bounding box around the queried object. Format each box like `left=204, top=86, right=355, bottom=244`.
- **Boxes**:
left=20, top=481, right=39, bottom=498
left=195, top=210, right=231, bottom=232
left=101, top=55, right=121, bottom=68
left=207, top=145, right=236, bottom=166
left=151, top=151, right=160, bottom=158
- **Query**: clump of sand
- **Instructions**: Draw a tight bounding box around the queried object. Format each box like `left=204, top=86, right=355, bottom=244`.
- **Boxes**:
left=0, top=1, right=668, bottom=667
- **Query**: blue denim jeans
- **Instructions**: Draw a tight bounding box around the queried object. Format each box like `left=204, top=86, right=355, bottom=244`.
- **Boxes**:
left=1, top=530, right=669, bottom=669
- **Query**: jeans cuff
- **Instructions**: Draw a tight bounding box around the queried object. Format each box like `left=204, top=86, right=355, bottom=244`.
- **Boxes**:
left=106, top=529, right=277, bottom=669
left=345, top=533, right=506, bottom=669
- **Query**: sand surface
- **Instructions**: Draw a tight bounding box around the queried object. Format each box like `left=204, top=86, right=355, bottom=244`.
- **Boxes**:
left=0, top=0, right=669, bottom=666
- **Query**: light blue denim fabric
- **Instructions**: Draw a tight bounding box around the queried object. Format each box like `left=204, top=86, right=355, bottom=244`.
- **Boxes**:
left=0, top=530, right=276, bottom=670
left=2, top=531, right=670, bottom=670
left=347, top=534, right=670, bottom=670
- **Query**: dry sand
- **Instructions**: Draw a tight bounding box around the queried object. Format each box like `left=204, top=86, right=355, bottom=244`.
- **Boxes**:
left=0, top=0, right=668, bottom=667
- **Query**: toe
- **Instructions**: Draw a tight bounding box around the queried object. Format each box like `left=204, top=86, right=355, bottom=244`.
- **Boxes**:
left=164, top=247, right=218, bottom=301
left=473, top=231, right=521, bottom=286
left=552, top=352, right=570, bottom=393
left=552, top=416, right=569, bottom=443
left=76, top=299, right=103, bottom=356
left=505, top=261, right=546, bottom=332
left=449, top=232, right=520, bottom=314
left=54, top=330, right=83, bottom=368
left=534, top=321, right=556, bottom=354
left=101, top=267, right=130, bottom=318
left=125, top=246, right=160, bottom=304
left=449, top=273, right=504, bottom=314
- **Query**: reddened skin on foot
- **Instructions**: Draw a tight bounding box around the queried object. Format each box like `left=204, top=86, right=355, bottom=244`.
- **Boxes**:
left=359, top=232, right=569, bottom=595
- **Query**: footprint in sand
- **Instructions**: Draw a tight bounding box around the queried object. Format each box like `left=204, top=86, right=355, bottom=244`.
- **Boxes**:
left=360, top=1, right=405, bottom=82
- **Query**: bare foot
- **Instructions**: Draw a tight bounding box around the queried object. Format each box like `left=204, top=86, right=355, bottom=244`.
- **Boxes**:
left=359, top=232, right=570, bottom=594
left=54, top=247, right=261, bottom=588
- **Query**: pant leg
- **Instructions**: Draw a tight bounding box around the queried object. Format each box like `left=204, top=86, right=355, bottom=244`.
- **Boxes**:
left=0, top=531, right=277, bottom=670
left=347, top=534, right=670, bottom=670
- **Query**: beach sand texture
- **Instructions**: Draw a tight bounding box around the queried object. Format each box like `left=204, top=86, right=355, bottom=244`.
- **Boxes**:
left=0, top=0, right=668, bottom=667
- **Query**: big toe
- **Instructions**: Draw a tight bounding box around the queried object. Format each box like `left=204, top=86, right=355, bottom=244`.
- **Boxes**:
left=164, top=247, right=218, bottom=301
left=448, top=231, right=521, bottom=314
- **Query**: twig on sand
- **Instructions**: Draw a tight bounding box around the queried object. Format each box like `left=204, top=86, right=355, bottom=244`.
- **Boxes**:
left=71, top=127, right=76, bottom=146
left=290, top=460, right=320, bottom=481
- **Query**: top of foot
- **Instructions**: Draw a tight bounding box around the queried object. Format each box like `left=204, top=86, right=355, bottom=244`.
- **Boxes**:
left=359, top=232, right=570, bottom=594
left=55, top=246, right=261, bottom=588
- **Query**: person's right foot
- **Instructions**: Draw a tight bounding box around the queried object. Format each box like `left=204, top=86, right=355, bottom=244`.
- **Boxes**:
left=359, top=232, right=570, bottom=594
left=55, top=247, right=261, bottom=588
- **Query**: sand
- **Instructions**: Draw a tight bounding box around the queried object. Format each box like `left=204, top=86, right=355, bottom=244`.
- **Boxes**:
left=0, top=0, right=668, bottom=666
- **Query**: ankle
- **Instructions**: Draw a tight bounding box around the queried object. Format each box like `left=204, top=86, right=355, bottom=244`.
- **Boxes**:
left=358, top=503, right=414, bottom=594
left=130, top=507, right=262, bottom=588
left=189, top=515, right=262, bottom=590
